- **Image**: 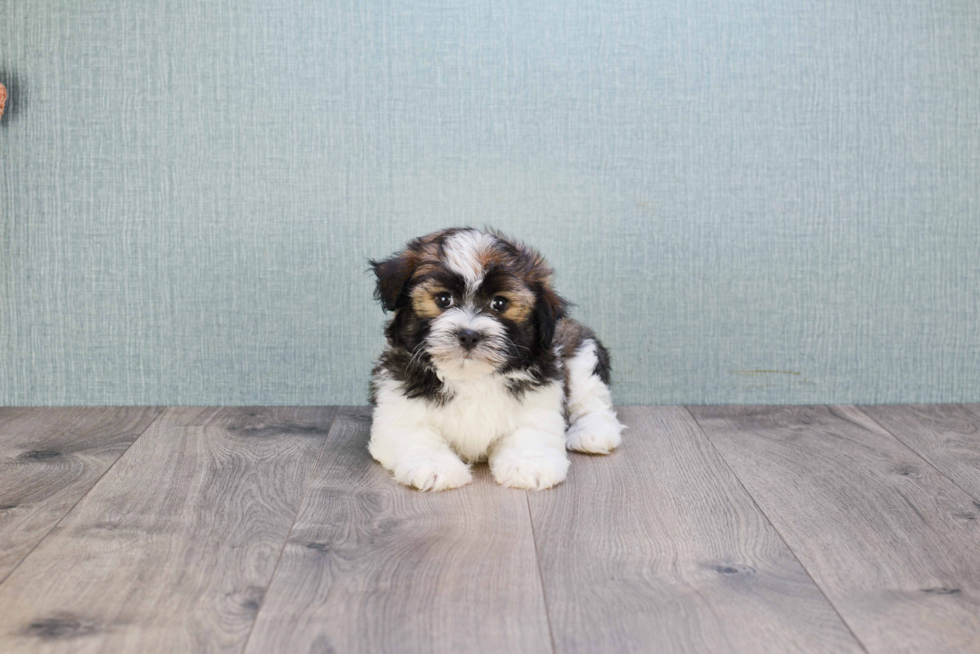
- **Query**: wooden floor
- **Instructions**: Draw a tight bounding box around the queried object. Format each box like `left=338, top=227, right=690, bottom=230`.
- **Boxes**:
left=1, top=405, right=979, bottom=653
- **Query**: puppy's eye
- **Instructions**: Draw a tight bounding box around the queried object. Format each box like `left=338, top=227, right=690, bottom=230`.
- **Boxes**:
left=491, top=296, right=509, bottom=312
left=435, top=292, right=454, bottom=309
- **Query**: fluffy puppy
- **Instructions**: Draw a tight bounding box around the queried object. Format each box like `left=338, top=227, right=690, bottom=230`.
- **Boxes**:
left=368, top=228, right=624, bottom=491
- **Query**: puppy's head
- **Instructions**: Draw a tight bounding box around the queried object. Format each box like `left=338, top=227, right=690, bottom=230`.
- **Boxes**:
left=371, top=228, right=566, bottom=377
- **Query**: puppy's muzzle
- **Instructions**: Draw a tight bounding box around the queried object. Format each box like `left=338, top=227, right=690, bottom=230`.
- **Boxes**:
left=456, top=329, right=483, bottom=351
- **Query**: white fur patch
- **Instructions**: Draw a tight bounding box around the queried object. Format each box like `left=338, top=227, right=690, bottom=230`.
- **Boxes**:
left=442, top=230, right=496, bottom=288
left=369, top=372, right=569, bottom=490
left=564, top=340, right=625, bottom=454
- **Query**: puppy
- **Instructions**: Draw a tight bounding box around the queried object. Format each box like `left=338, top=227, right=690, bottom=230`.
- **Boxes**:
left=368, top=228, right=624, bottom=491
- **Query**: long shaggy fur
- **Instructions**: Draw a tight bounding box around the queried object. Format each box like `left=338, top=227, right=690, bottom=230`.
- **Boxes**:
left=368, top=227, right=624, bottom=491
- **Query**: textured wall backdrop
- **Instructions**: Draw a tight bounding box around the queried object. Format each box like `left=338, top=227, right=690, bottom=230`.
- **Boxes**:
left=1, top=0, right=978, bottom=406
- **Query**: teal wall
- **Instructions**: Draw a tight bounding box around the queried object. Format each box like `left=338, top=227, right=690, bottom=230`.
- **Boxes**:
left=2, top=0, right=978, bottom=406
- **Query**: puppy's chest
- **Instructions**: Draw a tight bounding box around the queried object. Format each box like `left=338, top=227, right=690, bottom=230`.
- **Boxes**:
left=428, top=376, right=544, bottom=457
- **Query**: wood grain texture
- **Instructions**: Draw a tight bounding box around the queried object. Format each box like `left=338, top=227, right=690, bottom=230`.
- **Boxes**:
left=858, top=404, right=980, bottom=501
left=0, top=407, right=164, bottom=583
left=0, top=406, right=336, bottom=654
left=527, top=406, right=862, bottom=654
left=689, top=405, right=980, bottom=654
left=243, top=407, right=553, bottom=654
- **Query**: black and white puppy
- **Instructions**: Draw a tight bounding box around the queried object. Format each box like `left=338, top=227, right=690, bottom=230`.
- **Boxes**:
left=368, top=228, right=624, bottom=491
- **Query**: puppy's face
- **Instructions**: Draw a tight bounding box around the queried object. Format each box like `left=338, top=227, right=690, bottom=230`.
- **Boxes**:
left=372, top=228, right=565, bottom=378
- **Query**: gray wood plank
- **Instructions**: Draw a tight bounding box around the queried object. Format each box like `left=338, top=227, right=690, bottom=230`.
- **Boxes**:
left=689, top=405, right=980, bottom=654
left=243, top=407, right=553, bottom=654
left=0, top=406, right=336, bottom=654
left=527, top=406, right=863, bottom=654
left=0, top=407, right=164, bottom=583
left=859, top=404, right=980, bottom=501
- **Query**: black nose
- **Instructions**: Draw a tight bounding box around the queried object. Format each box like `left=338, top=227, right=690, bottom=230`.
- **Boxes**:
left=457, top=329, right=482, bottom=350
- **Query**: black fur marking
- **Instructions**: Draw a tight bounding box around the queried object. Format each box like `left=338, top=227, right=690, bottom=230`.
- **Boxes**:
left=553, top=318, right=613, bottom=403
left=372, top=343, right=453, bottom=406
left=505, top=368, right=551, bottom=399
left=369, top=254, right=415, bottom=312
left=476, top=266, right=521, bottom=297
left=496, top=309, right=562, bottom=399
left=591, top=338, right=612, bottom=385
left=532, top=283, right=567, bottom=350
left=412, top=269, right=468, bottom=300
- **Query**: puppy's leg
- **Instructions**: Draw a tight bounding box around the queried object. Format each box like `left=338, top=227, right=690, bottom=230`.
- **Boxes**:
left=490, top=424, right=569, bottom=490
left=368, top=405, right=472, bottom=492
left=564, top=339, right=625, bottom=454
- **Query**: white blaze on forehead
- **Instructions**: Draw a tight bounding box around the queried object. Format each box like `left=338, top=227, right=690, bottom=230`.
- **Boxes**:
left=442, top=231, right=496, bottom=287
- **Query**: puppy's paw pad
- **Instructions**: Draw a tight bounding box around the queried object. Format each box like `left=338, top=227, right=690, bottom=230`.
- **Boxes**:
left=395, top=455, right=472, bottom=491
left=566, top=413, right=624, bottom=454
left=491, top=450, right=569, bottom=490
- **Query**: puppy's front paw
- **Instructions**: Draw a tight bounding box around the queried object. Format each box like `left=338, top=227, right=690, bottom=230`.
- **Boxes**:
left=565, top=412, right=624, bottom=454
left=491, top=447, right=569, bottom=490
left=394, top=453, right=473, bottom=491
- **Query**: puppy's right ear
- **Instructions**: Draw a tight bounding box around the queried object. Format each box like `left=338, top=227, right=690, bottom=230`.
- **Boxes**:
left=370, top=249, right=416, bottom=312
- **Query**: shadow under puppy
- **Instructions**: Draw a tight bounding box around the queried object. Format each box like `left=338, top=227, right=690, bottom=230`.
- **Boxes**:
left=368, top=228, right=625, bottom=491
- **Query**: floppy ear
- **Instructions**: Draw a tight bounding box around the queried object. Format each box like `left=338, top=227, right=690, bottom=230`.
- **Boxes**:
left=370, top=249, right=416, bottom=312
left=534, top=285, right=567, bottom=349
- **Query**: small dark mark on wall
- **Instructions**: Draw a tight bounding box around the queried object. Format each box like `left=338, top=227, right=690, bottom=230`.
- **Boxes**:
left=0, top=68, right=23, bottom=125
left=305, top=541, right=332, bottom=552
left=635, top=200, right=656, bottom=217
left=922, top=587, right=961, bottom=595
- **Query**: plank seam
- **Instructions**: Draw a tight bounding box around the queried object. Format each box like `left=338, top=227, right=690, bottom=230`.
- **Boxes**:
left=682, top=405, right=871, bottom=654
left=525, top=492, right=558, bottom=654
left=851, top=405, right=980, bottom=504
left=0, top=406, right=169, bottom=587
left=237, top=406, right=340, bottom=654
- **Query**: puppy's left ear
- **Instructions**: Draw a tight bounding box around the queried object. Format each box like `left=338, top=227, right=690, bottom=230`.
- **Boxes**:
left=534, top=285, right=567, bottom=348
left=370, top=249, right=416, bottom=312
